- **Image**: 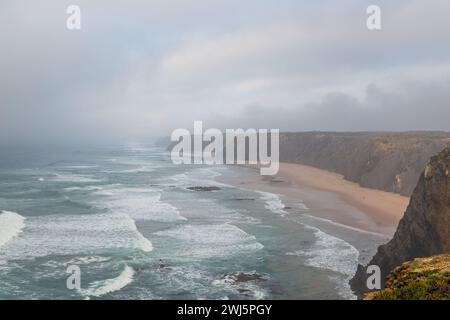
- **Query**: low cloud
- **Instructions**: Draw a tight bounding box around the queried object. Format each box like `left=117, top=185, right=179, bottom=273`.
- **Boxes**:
left=0, top=0, right=449, bottom=144
left=207, top=75, right=450, bottom=132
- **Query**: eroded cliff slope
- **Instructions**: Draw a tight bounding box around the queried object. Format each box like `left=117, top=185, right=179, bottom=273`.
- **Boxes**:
left=350, top=147, right=450, bottom=297
left=280, top=132, right=450, bottom=196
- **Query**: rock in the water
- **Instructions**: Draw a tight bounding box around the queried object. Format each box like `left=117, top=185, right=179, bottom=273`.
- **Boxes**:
left=220, top=271, right=266, bottom=283
left=187, top=186, right=221, bottom=192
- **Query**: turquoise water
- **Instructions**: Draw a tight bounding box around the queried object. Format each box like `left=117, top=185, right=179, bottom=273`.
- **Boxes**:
left=0, top=144, right=386, bottom=299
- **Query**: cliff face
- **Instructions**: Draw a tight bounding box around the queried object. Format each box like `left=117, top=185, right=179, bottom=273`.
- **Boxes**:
left=364, top=254, right=450, bottom=300
left=280, top=132, right=450, bottom=196
left=350, top=147, right=450, bottom=297
left=167, top=131, right=450, bottom=195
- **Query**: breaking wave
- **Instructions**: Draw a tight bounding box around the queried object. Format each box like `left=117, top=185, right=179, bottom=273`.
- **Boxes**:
left=0, top=211, right=26, bottom=248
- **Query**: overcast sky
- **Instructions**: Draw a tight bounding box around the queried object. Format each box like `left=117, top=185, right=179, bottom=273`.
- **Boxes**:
left=1, top=0, right=450, bottom=144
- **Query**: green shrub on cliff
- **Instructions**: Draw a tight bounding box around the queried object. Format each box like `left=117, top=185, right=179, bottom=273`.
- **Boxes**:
left=365, top=254, right=450, bottom=300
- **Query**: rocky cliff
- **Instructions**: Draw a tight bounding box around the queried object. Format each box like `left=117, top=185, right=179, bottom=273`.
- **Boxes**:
left=350, top=147, right=450, bottom=297
left=166, top=131, right=450, bottom=196
left=279, top=132, right=450, bottom=196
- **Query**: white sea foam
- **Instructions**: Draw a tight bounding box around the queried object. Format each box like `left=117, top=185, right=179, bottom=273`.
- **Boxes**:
left=0, top=212, right=152, bottom=260
left=80, top=265, right=135, bottom=297
left=67, top=256, right=111, bottom=265
left=112, top=158, right=163, bottom=168
left=93, top=189, right=115, bottom=196
left=0, top=211, right=26, bottom=248
left=287, top=224, right=359, bottom=299
left=125, top=144, right=151, bottom=152
left=166, top=195, right=261, bottom=224
left=168, top=167, right=228, bottom=188
left=154, top=223, right=263, bottom=259
left=115, top=194, right=186, bottom=222
left=296, top=202, right=309, bottom=211
left=225, top=211, right=262, bottom=225
left=96, top=187, right=186, bottom=222
left=258, top=192, right=288, bottom=216
left=58, top=165, right=99, bottom=169
left=119, top=166, right=156, bottom=173
left=64, top=186, right=103, bottom=192
left=50, top=173, right=100, bottom=183
left=41, top=256, right=111, bottom=268
left=147, top=265, right=216, bottom=299
left=258, top=191, right=308, bottom=215
left=302, top=214, right=388, bottom=238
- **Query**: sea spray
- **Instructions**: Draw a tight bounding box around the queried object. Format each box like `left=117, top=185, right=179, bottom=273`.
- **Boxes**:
left=80, top=265, right=135, bottom=297
left=0, top=211, right=26, bottom=248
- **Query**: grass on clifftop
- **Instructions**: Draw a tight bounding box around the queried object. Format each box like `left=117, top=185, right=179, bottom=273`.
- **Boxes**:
left=365, top=254, right=450, bottom=300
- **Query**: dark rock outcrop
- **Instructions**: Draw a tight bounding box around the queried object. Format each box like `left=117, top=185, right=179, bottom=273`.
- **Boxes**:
left=350, top=147, right=450, bottom=297
left=220, top=271, right=267, bottom=283
left=186, top=186, right=221, bottom=192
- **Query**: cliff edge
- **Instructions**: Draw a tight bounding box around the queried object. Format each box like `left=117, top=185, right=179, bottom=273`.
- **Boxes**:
left=364, top=254, right=450, bottom=300
left=350, top=147, right=450, bottom=297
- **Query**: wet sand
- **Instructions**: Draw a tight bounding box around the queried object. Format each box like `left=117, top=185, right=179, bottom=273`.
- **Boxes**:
left=218, top=163, right=410, bottom=236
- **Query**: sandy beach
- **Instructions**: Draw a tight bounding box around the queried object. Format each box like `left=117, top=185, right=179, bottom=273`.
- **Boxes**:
left=219, top=163, right=410, bottom=236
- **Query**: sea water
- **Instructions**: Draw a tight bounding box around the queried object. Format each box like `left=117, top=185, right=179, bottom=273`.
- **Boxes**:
left=0, top=144, right=388, bottom=299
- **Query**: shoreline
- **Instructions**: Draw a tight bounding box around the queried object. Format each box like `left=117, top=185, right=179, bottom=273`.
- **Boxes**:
left=218, top=163, right=410, bottom=236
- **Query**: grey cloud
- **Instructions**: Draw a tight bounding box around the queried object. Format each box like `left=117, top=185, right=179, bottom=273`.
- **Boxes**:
left=207, top=77, right=450, bottom=132
left=0, top=0, right=449, bottom=145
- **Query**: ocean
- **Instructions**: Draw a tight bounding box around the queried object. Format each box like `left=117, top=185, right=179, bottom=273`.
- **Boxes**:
left=0, top=144, right=387, bottom=299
